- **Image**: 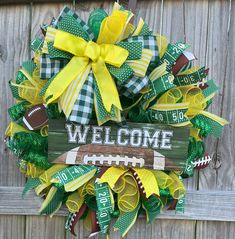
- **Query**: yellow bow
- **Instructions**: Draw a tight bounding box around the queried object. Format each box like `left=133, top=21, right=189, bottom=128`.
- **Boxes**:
left=44, top=30, right=129, bottom=116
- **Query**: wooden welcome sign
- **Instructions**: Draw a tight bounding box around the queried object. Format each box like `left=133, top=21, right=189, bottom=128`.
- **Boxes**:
left=48, top=119, right=190, bottom=170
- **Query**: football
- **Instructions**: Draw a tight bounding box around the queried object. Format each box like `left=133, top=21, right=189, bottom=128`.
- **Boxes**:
left=53, top=144, right=178, bottom=170
left=22, top=104, right=48, bottom=130
left=192, top=154, right=212, bottom=169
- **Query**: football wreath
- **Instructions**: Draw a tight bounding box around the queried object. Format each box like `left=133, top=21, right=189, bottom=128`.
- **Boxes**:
left=5, top=2, right=228, bottom=238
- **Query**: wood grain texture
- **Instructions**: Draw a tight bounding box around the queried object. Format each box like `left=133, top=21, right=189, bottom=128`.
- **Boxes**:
left=25, top=216, right=66, bottom=239
left=198, top=0, right=234, bottom=191
left=1, top=187, right=235, bottom=222
left=0, top=216, right=25, bottom=239
left=0, top=5, right=30, bottom=187
left=161, top=0, right=185, bottom=42
left=196, top=221, right=235, bottom=239
left=196, top=1, right=235, bottom=238
left=136, top=0, right=162, bottom=32
left=0, top=4, right=30, bottom=239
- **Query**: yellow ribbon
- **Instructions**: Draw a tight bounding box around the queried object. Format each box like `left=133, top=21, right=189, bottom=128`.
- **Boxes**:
left=35, top=164, right=68, bottom=195
left=114, top=172, right=139, bottom=212
left=168, top=172, right=186, bottom=199
left=5, top=122, right=29, bottom=137
left=133, top=168, right=159, bottom=198
left=44, top=30, right=129, bottom=115
left=66, top=185, right=86, bottom=213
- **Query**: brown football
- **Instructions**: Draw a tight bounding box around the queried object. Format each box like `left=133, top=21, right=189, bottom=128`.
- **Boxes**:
left=53, top=144, right=178, bottom=170
left=23, top=104, right=48, bottom=130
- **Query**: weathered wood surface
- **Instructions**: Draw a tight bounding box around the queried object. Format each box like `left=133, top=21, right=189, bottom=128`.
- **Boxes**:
left=0, top=1, right=234, bottom=239
left=0, top=4, right=30, bottom=239
left=1, top=187, right=235, bottom=222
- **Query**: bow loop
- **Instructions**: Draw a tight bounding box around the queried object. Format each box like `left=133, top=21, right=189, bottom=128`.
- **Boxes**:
left=54, top=30, right=87, bottom=56
left=84, top=41, right=101, bottom=61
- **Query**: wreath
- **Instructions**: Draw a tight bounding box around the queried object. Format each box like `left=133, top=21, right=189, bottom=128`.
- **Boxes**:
left=5, top=3, right=228, bottom=238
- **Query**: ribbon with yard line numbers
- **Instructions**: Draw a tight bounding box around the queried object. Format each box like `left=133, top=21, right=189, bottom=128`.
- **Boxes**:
left=160, top=42, right=190, bottom=71
left=148, top=103, right=190, bottom=126
left=174, top=66, right=208, bottom=86
left=51, top=165, right=97, bottom=192
left=143, top=73, right=175, bottom=108
left=95, top=182, right=114, bottom=234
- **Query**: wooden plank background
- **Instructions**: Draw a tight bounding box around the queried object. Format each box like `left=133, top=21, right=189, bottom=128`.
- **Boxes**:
left=0, top=0, right=234, bottom=238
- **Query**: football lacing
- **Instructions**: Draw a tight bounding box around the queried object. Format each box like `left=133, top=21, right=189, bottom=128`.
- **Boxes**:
left=28, top=107, right=41, bottom=117
left=84, top=154, right=145, bottom=167
left=132, top=171, right=146, bottom=198
left=192, top=155, right=212, bottom=167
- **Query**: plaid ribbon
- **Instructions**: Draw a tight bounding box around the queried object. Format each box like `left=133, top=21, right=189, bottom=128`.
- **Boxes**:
left=54, top=6, right=94, bottom=40
left=40, top=54, right=68, bottom=79
left=39, top=7, right=158, bottom=124
left=40, top=6, right=94, bottom=79
left=69, top=72, right=94, bottom=124
left=122, top=75, right=149, bottom=98
left=123, top=35, right=159, bottom=71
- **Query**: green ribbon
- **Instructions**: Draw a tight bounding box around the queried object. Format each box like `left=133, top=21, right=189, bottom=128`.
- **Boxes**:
left=117, top=42, right=143, bottom=60
left=191, top=114, right=223, bottom=138
left=22, top=177, right=41, bottom=197
left=202, top=80, right=219, bottom=98
left=46, top=103, right=61, bottom=119
left=21, top=60, right=36, bottom=77
left=160, top=43, right=190, bottom=71
left=57, top=14, right=90, bottom=41
left=174, top=67, right=208, bottom=86
left=8, top=101, right=28, bottom=121
left=139, top=22, right=153, bottom=36
left=95, top=182, right=114, bottom=234
left=148, top=108, right=189, bottom=125
left=143, top=73, right=175, bottom=101
left=31, top=37, right=43, bottom=52
left=52, top=165, right=97, bottom=190
left=88, top=8, right=108, bottom=41
left=175, top=194, right=185, bottom=213
left=184, top=137, right=205, bottom=176
left=107, top=63, right=134, bottom=83
left=142, top=195, right=162, bottom=223
left=113, top=203, right=140, bottom=238
left=40, top=187, right=65, bottom=215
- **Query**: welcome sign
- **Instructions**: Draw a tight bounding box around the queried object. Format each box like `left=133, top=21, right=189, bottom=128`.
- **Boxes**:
left=48, top=119, right=190, bottom=170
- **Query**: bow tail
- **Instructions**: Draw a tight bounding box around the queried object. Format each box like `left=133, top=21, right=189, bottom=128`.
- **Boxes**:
left=44, top=56, right=89, bottom=105
left=59, top=64, right=91, bottom=118
left=92, top=58, right=122, bottom=113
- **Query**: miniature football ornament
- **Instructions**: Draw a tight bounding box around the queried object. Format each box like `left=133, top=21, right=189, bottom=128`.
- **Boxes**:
left=23, top=104, right=48, bottom=130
